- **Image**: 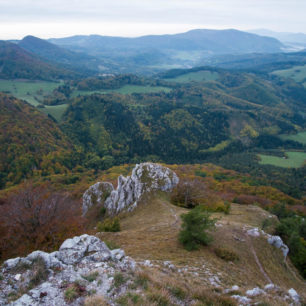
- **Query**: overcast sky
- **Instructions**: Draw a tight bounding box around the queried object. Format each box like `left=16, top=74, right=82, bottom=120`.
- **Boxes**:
left=0, top=0, right=305, bottom=39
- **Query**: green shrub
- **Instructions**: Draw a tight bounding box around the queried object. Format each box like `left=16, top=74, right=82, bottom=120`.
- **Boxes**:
left=179, top=206, right=216, bottom=251
left=104, top=240, right=120, bottom=250
left=97, top=217, right=120, bottom=232
left=28, top=257, right=49, bottom=289
left=214, top=248, right=239, bottom=262
left=65, top=286, right=78, bottom=302
left=82, top=271, right=99, bottom=282
left=113, top=272, right=125, bottom=288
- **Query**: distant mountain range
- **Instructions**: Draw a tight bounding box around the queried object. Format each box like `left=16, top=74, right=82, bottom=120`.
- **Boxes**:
left=49, top=29, right=283, bottom=55
left=249, top=29, right=306, bottom=49
left=0, top=28, right=292, bottom=79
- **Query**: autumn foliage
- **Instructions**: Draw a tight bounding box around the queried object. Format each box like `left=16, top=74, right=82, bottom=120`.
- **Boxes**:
left=0, top=183, right=84, bottom=261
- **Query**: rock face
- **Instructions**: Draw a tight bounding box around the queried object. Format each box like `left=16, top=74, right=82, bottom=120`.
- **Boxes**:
left=82, top=163, right=179, bottom=215
left=0, top=234, right=136, bottom=306
left=82, top=182, right=114, bottom=215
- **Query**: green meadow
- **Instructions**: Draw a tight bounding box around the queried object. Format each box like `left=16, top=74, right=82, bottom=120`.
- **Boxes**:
left=259, top=151, right=306, bottom=168
left=279, top=131, right=306, bottom=145
left=272, top=64, right=306, bottom=84
left=0, top=79, right=61, bottom=106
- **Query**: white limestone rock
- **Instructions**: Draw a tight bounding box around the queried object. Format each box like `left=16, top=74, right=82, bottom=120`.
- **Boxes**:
left=288, top=288, right=300, bottom=303
left=111, top=249, right=125, bottom=261
left=264, top=283, right=275, bottom=291
left=104, top=162, right=179, bottom=214
left=0, top=234, right=131, bottom=306
left=26, top=250, right=64, bottom=269
left=247, top=227, right=261, bottom=237
left=82, top=182, right=114, bottom=215
left=246, top=287, right=265, bottom=297
left=267, top=235, right=289, bottom=258
left=3, top=257, right=21, bottom=270
left=58, top=234, right=111, bottom=265
left=232, top=295, right=252, bottom=305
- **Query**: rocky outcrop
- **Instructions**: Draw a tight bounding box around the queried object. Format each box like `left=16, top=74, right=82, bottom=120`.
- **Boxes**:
left=246, top=226, right=289, bottom=259
left=82, top=182, right=114, bottom=215
left=267, top=235, right=289, bottom=258
left=82, top=163, right=179, bottom=215
left=0, top=235, right=135, bottom=306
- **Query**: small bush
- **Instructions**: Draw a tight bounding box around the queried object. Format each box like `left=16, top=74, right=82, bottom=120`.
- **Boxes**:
left=64, top=281, right=87, bottom=302
left=82, top=271, right=99, bottom=282
left=113, top=272, right=126, bottom=288
left=28, top=257, right=49, bottom=289
left=104, top=240, right=120, bottom=250
left=117, top=292, right=141, bottom=305
left=65, top=286, right=78, bottom=302
left=179, top=206, right=216, bottom=251
left=97, top=217, right=120, bottom=232
left=214, top=248, right=239, bottom=262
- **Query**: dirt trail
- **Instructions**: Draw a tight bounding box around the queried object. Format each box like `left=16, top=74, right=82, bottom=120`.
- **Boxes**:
left=245, top=234, right=272, bottom=283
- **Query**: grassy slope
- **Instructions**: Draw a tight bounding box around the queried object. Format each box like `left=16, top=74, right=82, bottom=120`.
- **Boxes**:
left=272, top=64, right=306, bottom=84
left=98, top=197, right=306, bottom=301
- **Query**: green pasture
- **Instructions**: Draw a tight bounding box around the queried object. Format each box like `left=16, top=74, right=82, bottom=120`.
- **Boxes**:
left=272, top=64, right=306, bottom=84
left=41, top=104, right=68, bottom=122
left=0, top=79, right=60, bottom=106
left=258, top=151, right=306, bottom=168
left=279, top=131, right=306, bottom=145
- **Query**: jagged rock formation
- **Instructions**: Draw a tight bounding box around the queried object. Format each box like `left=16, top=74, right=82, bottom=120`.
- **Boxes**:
left=0, top=235, right=135, bottom=305
left=82, top=163, right=179, bottom=215
left=82, top=182, right=114, bottom=215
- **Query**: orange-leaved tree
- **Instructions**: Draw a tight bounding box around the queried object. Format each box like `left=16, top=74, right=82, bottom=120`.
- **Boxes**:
left=0, top=183, right=85, bottom=261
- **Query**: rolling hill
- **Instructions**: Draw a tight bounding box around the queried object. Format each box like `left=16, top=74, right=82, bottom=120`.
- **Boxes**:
left=0, top=41, right=76, bottom=80
left=18, top=35, right=112, bottom=74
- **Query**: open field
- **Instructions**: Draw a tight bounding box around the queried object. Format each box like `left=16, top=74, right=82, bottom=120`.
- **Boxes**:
left=259, top=151, right=306, bottom=168
left=0, top=79, right=60, bottom=106
left=41, top=104, right=68, bottom=121
left=72, top=85, right=171, bottom=97
left=165, top=70, right=219, bottom=83
left=98, top=196, right=306, bottom=298
left=279, top=131, right=306, bottom=145
left=272, top=64, right=306, bottom=84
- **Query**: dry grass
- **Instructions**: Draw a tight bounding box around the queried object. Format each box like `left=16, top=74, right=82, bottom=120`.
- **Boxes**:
left=97, top=195, right=306, bottom=301
left=84, top=295, right=109, bottom=306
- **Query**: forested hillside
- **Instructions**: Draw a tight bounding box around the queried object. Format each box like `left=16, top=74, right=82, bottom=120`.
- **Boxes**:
left=0, top=94, right=76, bottom=188
left=0, top=41, right=76, bottom=80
